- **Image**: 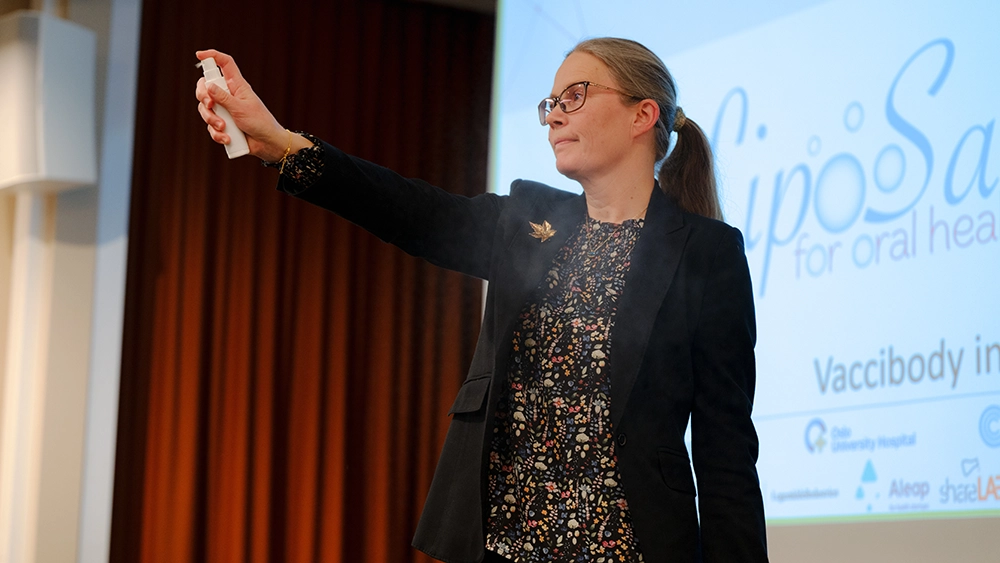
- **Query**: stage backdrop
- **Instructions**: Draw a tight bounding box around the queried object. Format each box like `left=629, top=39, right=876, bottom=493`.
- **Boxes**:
left=490, top=0, right=999, bottom=561
left=111, top=1, right=494, bottom=562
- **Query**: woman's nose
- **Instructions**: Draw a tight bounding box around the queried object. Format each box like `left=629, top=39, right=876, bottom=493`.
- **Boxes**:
left=545, top=107, right=566, bottom=127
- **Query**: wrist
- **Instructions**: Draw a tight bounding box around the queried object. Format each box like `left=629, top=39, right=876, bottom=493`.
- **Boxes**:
left=257, top=125, right=291, bottom=162
left=258, top=129, right=313, bottom=164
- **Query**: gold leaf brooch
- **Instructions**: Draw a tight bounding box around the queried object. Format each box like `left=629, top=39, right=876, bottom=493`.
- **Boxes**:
left=529, top=220, right=556, bottom=242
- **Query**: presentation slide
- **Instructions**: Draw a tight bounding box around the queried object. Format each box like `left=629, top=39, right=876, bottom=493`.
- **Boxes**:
left=489, top=0, right=1000, bottom=528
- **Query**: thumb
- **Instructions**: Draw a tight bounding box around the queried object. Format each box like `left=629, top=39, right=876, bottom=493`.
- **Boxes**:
left=207, top=83, right=232, bottom=105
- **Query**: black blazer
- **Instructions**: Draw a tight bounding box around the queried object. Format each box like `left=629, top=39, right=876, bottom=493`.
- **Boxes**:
left=280, top=141, right=768, bottom=563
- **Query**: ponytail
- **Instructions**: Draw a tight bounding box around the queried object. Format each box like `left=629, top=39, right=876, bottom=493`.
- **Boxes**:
left=657, top=116, right=722, bottom=221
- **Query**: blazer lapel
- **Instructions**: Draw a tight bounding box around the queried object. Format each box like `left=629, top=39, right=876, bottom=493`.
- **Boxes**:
left=609, top=187, right=690, bottom=431
left=492, top=192, right=587, bottom=367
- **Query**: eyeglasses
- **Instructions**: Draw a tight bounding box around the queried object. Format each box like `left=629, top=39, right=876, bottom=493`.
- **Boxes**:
left=537, top=81, right=641, bottom=125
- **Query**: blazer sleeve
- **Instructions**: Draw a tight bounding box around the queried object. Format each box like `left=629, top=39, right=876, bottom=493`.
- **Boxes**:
left=689, top=226, right=769, bottom=562
left=277, top=139, right=506, bottom=280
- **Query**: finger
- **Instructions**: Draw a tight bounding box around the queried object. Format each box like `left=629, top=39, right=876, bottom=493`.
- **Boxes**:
left=195, top=49, right=244, bottom=84
left=206, top=83, right=231, bottom=106
left=207, top=123, right=230, bottom=145
left=195, top=77, right=210, bottom=106
left=198, top=102, right=225, bottom=131
left=195, top=48, right=224, bottom=65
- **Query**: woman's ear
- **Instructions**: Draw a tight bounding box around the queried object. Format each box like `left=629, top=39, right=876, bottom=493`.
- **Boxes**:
left=632, top=99, right=660, bottom=137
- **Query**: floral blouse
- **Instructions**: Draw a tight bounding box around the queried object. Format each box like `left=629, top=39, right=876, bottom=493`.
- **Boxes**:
left=485, top=216, right=645, bottom=563
left=272, top=141, right=646, bottom=561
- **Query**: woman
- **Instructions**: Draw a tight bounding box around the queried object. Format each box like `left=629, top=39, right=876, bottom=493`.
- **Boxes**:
left=196, top=38, right=767, bottom=563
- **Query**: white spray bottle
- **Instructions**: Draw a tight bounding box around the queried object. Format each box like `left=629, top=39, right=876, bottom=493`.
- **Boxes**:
left=197, top=57, right=250, bottom=158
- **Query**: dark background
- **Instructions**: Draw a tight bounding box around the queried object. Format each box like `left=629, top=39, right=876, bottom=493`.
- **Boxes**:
left=111, top=1, right=495, bottom=561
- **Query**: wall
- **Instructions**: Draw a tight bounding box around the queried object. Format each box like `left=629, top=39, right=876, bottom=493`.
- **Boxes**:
left=0, top=0, right=141, bottom=562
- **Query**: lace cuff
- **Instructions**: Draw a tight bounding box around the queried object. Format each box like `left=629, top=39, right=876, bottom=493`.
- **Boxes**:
left=261, top=131, right=325, bottom=190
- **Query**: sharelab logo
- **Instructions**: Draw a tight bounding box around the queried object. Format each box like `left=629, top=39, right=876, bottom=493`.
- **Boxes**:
left=981, top=405, right=1000, bottom=448
left=805, top=418, right=827, bottom=453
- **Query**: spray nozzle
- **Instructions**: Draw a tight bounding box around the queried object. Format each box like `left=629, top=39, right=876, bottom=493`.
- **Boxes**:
left=196, top=57, right=223, bottom=81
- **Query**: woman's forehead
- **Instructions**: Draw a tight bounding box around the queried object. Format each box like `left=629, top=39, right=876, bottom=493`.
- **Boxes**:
left=550, top=52, right=614, bottom=95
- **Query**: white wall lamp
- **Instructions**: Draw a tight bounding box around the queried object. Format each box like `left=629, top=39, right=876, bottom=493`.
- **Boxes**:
left=0, top=10, right=96, bottom=193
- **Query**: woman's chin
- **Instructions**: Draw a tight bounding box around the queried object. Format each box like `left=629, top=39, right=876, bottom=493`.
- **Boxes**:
left=554, top=158, right=582, bottom=181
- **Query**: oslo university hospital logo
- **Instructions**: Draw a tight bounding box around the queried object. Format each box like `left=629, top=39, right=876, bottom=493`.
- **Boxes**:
left=805, top=418, right=827, bottom=453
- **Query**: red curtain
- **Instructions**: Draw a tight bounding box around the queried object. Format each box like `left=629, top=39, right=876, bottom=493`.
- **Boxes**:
left=111, top=2, right=495, bottom=562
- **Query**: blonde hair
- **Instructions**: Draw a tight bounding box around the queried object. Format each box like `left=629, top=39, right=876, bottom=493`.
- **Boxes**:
left=570, top=38, right=722, bottom=221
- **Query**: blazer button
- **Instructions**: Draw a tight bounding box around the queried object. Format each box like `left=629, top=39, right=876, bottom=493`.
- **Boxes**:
left=617, top=433, right=627, bottom=447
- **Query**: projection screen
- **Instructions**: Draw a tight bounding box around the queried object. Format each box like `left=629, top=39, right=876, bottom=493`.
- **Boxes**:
left=487, top=1, right=1000, bottom=560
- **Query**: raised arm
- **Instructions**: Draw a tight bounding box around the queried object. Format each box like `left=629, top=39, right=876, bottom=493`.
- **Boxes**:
left=194, top=49, right=505, bottom=279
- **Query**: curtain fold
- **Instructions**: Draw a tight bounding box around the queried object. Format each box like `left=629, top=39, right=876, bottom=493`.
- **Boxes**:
left=111, top=1, right=495, bottom=562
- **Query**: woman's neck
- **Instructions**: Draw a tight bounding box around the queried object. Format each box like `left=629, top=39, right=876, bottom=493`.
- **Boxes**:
left=580, top=164, right=656, bottom=224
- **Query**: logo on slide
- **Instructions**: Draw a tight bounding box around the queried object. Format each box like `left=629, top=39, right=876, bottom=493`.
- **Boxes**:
left=856, top=459, right=878, bottom=511
left=980, top=405, right=1000, bottom=448
left=805, top=418, right=827, bottom=453
left=961, top=458, right=980, bottom=477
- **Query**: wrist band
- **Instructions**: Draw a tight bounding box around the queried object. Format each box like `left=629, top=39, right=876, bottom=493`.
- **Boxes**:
left=277, top=129, right=293, bottom=175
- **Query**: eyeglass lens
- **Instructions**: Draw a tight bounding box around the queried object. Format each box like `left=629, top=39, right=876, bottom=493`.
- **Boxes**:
left=538, top=82, right=588, bottom=125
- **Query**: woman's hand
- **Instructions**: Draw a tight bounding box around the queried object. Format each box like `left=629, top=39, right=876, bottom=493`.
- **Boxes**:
left=195, top=49, right=290, bottom=162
